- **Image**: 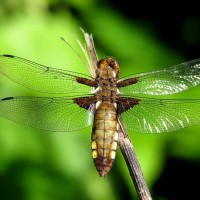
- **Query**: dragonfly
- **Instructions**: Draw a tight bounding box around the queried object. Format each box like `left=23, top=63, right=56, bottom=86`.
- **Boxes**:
left=0, top=31, right=200, bottom=177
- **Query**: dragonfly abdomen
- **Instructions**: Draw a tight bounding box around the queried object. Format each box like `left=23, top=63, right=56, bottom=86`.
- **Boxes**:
left=92, top=101, right=119, bottom=177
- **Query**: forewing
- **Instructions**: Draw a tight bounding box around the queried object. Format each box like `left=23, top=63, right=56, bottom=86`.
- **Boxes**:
left=119, top=58, right=200, bottom=95
left=121, top=97, right=200, bottom=133
left=0, top=96, right=94, bottom=132
left=0, top=55, right=93, bottom=94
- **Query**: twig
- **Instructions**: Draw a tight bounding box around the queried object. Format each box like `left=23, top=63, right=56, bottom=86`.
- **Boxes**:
left=118, top=116, right=152, bottom=200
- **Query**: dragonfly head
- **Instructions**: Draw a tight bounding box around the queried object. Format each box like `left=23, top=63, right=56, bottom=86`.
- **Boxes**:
left=97, top=57, right=120, bottom=79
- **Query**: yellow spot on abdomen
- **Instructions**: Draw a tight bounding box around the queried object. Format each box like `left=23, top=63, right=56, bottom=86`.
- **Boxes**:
left=113, top=132, right=118, bottom=141
left=92, top=150, right=98, bottom=158
left=110, top=150, right=116, bottom=159
left=91, top=141, right=97, bottom=149
left=111, top=141, right=117, bottom=150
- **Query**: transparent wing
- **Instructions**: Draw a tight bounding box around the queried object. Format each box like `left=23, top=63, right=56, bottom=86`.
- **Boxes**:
left=119, top=58, right=200, bottom=95
left=0, top=96, right=94, bottom=132
left=121, top=97, right=200, bottom=133
left=0, top=55, right=93, bottom=94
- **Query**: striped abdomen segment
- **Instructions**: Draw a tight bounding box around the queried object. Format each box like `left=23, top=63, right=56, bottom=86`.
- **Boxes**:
left=92, top=101, right=119, bottom=177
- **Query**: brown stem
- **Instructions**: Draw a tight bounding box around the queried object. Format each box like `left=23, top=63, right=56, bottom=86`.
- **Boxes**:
left=118, top=116, right=152, bottom=200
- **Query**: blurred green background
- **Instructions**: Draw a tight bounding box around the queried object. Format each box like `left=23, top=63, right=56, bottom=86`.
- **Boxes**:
left=0, top=1, right=200, bottom=200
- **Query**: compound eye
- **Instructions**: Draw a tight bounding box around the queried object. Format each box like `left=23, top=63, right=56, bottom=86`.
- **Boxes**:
left=111, top=61, right=120, bottom=70
left=98, top=57, right=120, bottom=71
left=98, top=59, right=107, bottom=69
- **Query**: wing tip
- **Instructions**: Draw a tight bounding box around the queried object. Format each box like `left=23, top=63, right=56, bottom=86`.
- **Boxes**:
left=1, top=97, right=14, bottom=101
left=3, top=54, right=14, bottom=58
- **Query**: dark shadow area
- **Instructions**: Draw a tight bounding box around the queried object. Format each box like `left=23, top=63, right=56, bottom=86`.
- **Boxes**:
left=153, top=157, right=200, bottom=200
left=101, top=0, right=200, bottom=59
